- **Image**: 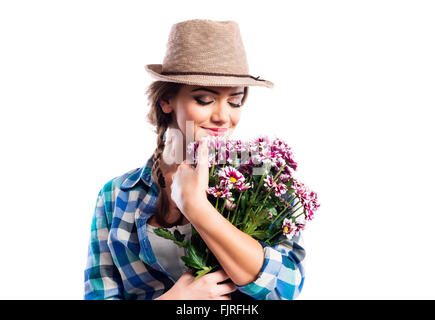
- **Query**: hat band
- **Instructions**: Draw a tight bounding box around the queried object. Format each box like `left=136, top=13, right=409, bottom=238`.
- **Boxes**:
left=160, top=71, right=266, bottom=82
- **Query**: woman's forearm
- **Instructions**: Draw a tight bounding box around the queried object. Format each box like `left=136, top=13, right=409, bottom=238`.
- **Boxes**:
left=185, top=199, right=264, bottom=286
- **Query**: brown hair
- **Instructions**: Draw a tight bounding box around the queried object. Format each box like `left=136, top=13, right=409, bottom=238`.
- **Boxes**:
left=145, top=81, right=249, bottom=227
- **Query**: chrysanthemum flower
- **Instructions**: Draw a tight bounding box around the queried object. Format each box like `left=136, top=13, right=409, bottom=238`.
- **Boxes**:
left=218, top=166, right=245, bottom=189
left=225, top=200, right=236, bottom=211
left=264, top=176, right=287, bottom=196
left=207, top=186, right=232, bottom=200
left=264, top=175, right=275, bottom=189
left=282, top=218, right=298, bottom=239
left=293, top=179, right=320, bottom=221
left=237, top=182, right=252, bottom=191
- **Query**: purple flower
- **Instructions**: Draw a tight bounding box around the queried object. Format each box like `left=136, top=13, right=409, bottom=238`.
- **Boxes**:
left=293, top=179, right=320, bottom=221
left=264, top=175, right=288, bottom=197
left=225, top=200, right=236, bottom=211
left=282, top=218, right=298, bottom=239
left=218, top=166, right=245, bottom=189
left=207, top=186, right=233, bottom=201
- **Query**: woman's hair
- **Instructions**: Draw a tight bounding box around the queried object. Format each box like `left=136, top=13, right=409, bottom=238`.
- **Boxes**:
left=145, top=81, right=249, bottom=227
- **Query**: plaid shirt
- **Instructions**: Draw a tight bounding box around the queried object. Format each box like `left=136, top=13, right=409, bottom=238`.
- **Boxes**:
left=84, top=156, right=306, bottom=300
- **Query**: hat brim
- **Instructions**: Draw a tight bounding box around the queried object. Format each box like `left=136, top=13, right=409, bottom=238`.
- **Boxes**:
left=145, top=64, right=274, bottom=88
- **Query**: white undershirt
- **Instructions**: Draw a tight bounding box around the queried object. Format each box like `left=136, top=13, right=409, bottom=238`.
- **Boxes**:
left=146, top=221, right=192, bottom=280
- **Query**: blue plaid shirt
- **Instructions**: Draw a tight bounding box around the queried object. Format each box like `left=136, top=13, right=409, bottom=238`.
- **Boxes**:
left=84, top=156, right=306, bottom=300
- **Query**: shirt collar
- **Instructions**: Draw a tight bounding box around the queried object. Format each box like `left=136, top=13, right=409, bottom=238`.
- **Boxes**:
left=120, top=156, right=155, bottom=190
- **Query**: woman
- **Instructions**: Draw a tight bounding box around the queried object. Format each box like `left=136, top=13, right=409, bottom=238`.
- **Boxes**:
left=84, top=19, right=305, bottom=300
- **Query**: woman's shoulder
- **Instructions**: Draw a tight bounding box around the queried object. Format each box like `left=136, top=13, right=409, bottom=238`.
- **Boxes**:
left=98, top=156, right=156, bottom=199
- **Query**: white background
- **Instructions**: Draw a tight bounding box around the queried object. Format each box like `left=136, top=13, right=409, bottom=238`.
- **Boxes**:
left=1, top=0, right=434, bottom=299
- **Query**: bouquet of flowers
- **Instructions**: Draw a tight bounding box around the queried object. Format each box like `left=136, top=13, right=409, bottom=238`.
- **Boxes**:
left=153, top=135, right=320, bottom=279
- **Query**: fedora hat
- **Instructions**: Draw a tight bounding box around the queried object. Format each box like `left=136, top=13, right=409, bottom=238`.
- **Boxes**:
left=145, top=19, right=274, bottom=88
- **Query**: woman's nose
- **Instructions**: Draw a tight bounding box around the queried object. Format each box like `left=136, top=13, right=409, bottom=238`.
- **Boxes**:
left=210, top=101, right=230, bottom=125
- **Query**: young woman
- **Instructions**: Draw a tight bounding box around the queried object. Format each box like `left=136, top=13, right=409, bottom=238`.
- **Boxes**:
left=84, top=19, right=305, bottom=300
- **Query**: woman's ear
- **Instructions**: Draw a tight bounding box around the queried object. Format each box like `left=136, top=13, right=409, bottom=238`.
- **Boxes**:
left=159, top=98, right=173, bottom=114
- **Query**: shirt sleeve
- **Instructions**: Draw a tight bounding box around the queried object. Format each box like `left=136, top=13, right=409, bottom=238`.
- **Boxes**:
left=235, top=232, right=306, bottom=300
left=84, top=189, right=124, bottom=300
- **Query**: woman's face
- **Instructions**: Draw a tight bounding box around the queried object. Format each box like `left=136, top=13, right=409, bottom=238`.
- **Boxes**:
left=160, top=84, right=245, bottom=141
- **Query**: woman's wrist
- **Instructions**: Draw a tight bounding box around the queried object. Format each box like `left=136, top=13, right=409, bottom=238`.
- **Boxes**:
left=183, top=196, right=212, bottom=221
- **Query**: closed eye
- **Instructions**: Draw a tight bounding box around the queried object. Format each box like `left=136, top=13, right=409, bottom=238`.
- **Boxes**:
left=194, top=96, right=242, bottom=108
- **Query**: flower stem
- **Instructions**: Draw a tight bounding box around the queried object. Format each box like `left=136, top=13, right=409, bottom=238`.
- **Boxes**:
left=273, top=165, right=286, bottom=182
left=264, top=229, right=283, bottom=244
left=231, top=192, right=243, bottom=224
left=210, top=155, right=216, bottom=176
left=269, top=196, right=298, bottom=229
left=252, top=171, right=267, bottom=202
left=220, top=199, right=227, bottom=215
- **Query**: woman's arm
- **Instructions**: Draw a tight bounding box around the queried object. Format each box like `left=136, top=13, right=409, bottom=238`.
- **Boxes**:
left=184, top=199, right=265, bottom=287
left=171, top=139, right=306, bottom=299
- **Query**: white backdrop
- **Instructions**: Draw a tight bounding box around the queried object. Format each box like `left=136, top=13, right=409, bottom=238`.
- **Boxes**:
left=1, top=0, right=434, bottom=299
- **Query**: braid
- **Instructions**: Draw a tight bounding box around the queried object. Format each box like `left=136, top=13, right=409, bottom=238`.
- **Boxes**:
left=146, top=81, right=182, bottom=228
left=152, top=125, right=167, bottom=189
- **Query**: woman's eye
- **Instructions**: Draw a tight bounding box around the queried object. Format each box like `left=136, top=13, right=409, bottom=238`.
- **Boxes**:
left=194, top=96, right=213, bottom=105
left=229, top=102, right=242, bottom=108
left=194, top=96, right=242, bottom=108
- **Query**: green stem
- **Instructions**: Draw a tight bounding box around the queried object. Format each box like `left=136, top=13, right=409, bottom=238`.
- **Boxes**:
left=252, top=165, right=286, bottom=215
left=252, top=171, right=267, bottom=202
left=292, top=210, right=305, bottom=221
left=215, top=197, right=219, bottom=210
left=210, top=155, right=216, bottom=177
left=289, top=204, right=303, bottom=218
left=273, top=165, right=286, bottom=182
left=220, top=199, right=227, bottom=215
left=264, top=229, right=283, bottom=244
left=274, top=203, right=304, bottom=229
left=231, top=192, right=243, bottom=224
left=270, top=196, right=298, bottom=226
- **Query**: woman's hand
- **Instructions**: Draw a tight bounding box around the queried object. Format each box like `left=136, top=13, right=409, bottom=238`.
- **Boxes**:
left=156, top=269, right=237, bottom=300
left=171, top=138, right=210, bottom=216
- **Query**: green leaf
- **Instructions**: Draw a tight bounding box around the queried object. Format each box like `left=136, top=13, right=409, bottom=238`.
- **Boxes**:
left=181, top=255, right=203, bottom=270
left=174, top=229, right=186, bottom=242
left=250, top=230, right=269, bottom=240
left=181, top=241, right=208, bottom=270
left=194, top=266, right=214, bottom=280
left=153, top=228, right=187, bottom=248
left=153, top=228, right=174, bottom=240
left=267, top=207, right=278, bottom=216
left=188, top=243, right=208, bottom=268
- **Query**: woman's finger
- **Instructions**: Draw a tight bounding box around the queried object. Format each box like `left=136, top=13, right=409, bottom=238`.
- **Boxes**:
left=196, top=138, right=209, bottom=172
left=204, top=269, right=230, bottom=284
left=217, top=282, right=238, bottom=296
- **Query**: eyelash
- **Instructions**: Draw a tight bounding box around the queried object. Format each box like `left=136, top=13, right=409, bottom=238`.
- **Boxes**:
left=194, top=96, right=241, bottom=108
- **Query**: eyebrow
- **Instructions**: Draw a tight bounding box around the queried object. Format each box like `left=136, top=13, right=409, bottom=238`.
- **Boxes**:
left=191, top=87, right=244, bottom=96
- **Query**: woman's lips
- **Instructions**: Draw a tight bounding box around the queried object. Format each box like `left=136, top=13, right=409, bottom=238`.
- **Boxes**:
left=201, top=127, right=228, bottom=136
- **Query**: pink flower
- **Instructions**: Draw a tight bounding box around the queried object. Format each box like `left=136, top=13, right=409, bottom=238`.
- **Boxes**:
left=276, top=183, right=287, bottom=196
left=264, top=175, right=288, bottom=197
left=218, top=166, right=245, bottom=189
left=237, top=182, right=252, bottom=191
left=282, top=218, right=298, bottom=239
left=225, top=200, right=236, bottom=211
left=207, top=186, right=232, bottom=200
left=264, top=175, right=275, bottom=189
left=293, top=179, right=320, bottom=221
left=279, top=173, right=292, bottom=183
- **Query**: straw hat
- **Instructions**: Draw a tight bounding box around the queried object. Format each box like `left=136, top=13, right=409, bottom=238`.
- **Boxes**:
left=145, top=19, right=274, bottom=88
